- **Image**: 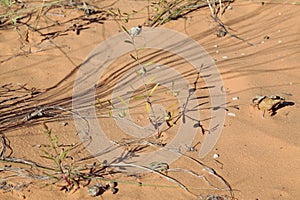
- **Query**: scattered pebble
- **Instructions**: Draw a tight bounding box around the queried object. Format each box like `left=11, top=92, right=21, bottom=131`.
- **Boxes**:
left=206, top=194, right=227, bottom=200
left=227, top=5, right=232, bottom=10
left=222, top=56, right=228, bottom=59
left=62, top=122, right=68, bottom=126
left=216, top=29, right=227, bottom=37
left=213, top=44, right=218, bottom=48
left=87, top=184, right=106, bottom=197
left=278, top=40, right=282, bottom=43
left=106, top=181, right=117, bottom=189
left=216, top=50, right=219, bottom=54
left=227, top=112, right=236, bottom=117
left=213, top=153, right=219, bottom=159
left=232, top=97, right=239, bottom=101
left=87, top=185, right=100, bottom=197
left=110, top=187, right=118, bottom=194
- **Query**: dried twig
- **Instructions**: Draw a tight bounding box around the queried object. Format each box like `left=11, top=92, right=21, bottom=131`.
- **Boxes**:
left=170, top=150, right=234, bottom=198
left=106, top=162, right=195, bottom=196
left=212, top=15, right=256, bottom=46
left=0, top=133, right=13, bottom=159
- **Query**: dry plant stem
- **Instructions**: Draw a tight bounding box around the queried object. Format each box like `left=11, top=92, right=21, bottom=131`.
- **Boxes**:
left=0, top=166, right=50, bottom=181
left=19, top=105, right=90, bottom=134
left=107, top=163, right=195, bottom=196
left=168, top=168, right=228, bottom=191
left=0, top=157, right=54, bottom=171
left=171, top=150, right=234, bottom=198
left=0, top=133, right=13, bottom=159
left=213, top=16, right=256, bottom=46
left=77, top=134, right=163, bottom=162
left=219, top=0, right=223, bottom=16
left=149, top=0, right=234, bottom=27
left=197, top=0, right=254, bottom=46
left=129, top=33, right=161, bottom=136
left=206, top=0, right=216, bottom=18
left=151, top=0, right=185, bottom=26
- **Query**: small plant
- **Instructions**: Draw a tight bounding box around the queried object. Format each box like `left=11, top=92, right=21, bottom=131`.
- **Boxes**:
left=122, top=25, right=165, bottom=137
left=0, top=0, right=11, bottom=6
left=40, top=124, right=79, bottom=191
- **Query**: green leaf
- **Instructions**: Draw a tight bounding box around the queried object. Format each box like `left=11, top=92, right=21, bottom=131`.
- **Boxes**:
left=96, top=98, right=102, bottom=106
left=172, top=91, right=179, bottom=97
left=130, top=54, right=138, bottom=61
left=122, top=16, right=129, bottom=23
left=107, top=100, right=115, bottom=108
left=108, top=9, right=117, bottom=16
left=4, top=0, right=10, bottom=6
left=59, top=149, right=69, bottom=161
left=137, top=67, right=146, bottom=76
left=117, top=96, right=128, bottom=107
left=53, top=158, right=60, bottom=167
left=121, top=25, right=130, bottom=35
left=145, top=102, right=150, bottom=113
left=124, top=40, right=133, bottom=44
left=41, top=149, right=51, bottom=157
left=117, top=8, right=122, bottom=16
left=149, top=83, right=160, bottom=96
left=133, top=95, right=145, bottom=100
left=172, top=80, right=175, bottom=90
left=40, top=155, right=54, bottom=160
left=145, top=60, right=155, bottom=66
left=118, top=111, right=126, bottom=118
left=166, top=103, right=177, bottom=111
left=109, top=110, right=113, bottom=118
left=146, top=77, right=155, bottom=85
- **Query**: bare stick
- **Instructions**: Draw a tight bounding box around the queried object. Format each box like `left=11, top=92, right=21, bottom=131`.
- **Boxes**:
left=169, top=150, right=234, bottom=198
left=107, top=162, right=195, bottom=196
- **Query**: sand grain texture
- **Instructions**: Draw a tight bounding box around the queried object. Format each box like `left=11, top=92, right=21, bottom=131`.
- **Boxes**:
left=0, top=0, right=299, bottom=199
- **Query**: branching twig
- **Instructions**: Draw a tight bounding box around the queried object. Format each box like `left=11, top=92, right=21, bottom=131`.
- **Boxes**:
left=170, top=150, right=234, bottom=198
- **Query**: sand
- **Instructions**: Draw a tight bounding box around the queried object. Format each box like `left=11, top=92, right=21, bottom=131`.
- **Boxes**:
left=0, top=0, right=299, bottom=199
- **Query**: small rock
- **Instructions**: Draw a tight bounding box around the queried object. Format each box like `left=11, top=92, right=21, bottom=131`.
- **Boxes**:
left=110, top=187, right=118, bottom=194
left=87, top=184, right=106, bottom=197
left=232, top=97, right=239, bottom=101
left=62, top=122, right=69, bottom=126
left=216, top=29, right=227, bottom=37
left=87, top=186, right=99, bottom=197
left=227, top=112, right=236, bottom=117
left=207, top=194, right=227, bottom=200
left=213, top=153, right=219, bottom=159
